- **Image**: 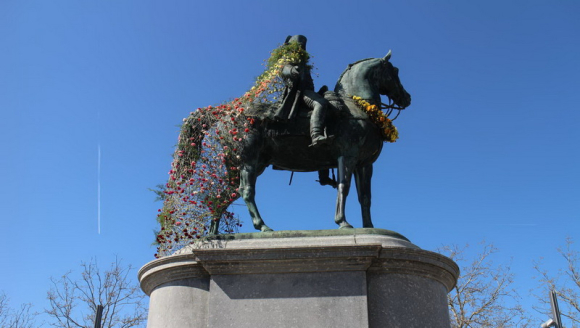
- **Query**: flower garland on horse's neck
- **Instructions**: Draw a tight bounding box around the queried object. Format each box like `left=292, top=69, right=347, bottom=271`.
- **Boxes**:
left=352, top=96, right=399, bottom=143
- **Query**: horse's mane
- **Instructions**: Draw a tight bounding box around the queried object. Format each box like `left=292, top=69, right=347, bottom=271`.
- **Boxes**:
left=336, top=57, right=381, bottom=84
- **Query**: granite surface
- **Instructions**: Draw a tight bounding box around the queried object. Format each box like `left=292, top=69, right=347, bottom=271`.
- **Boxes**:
left=139, top=229, right=458, bottom=328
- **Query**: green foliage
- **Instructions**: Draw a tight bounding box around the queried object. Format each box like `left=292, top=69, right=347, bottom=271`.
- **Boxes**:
left=266, top=40, right=311, bottom=71
left=149, top=184, right=167, bottom=202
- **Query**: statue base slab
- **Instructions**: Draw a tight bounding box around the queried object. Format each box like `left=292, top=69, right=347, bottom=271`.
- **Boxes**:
left=139, top=228, right=458, bottom=328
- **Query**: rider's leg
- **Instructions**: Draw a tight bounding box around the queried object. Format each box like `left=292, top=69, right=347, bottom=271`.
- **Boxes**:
left=303, top=90, right=333, bottom=147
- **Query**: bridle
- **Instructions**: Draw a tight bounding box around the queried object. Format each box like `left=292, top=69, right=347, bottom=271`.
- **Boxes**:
left=381, top=98, right=405, bottom=120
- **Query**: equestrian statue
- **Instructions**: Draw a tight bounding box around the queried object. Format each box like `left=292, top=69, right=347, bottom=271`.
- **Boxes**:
left=163, top=35, right=411, bottom=237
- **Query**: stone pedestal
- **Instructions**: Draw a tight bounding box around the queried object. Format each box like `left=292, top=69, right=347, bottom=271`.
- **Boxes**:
left=139, top=229, right=459, bottom=328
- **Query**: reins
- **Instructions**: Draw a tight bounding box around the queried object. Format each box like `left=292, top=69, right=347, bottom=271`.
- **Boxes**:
left=381, top=97, right=404, bottom=120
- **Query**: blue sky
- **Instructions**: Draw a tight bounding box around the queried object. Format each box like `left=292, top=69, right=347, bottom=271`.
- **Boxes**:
left=1, top=0, right=578, bottom=324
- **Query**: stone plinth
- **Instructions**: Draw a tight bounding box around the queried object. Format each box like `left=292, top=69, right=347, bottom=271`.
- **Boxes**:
left=139, top=229, right=459, bottom=328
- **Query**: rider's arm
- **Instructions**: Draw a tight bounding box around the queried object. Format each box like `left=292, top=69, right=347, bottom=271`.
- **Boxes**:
left=281, top=64, right=300, bottom=81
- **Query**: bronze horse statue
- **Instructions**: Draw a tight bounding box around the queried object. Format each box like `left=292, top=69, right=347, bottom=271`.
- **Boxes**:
left=202, top=52, right=411, bottom=234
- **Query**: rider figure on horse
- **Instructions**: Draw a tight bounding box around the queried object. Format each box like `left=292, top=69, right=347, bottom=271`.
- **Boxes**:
left=271, top=35, right=338, bottom=188
left=273, top=35, right=334, bottom=148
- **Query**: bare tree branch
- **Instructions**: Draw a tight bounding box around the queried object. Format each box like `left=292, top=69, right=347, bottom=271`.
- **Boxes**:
left=45, top=258, right=147, bottom=328
left=440, top=242, right=531, bottom=328
left=534, top=237, right=580, bottom=327
left=0, top=292, right=38, bottom=328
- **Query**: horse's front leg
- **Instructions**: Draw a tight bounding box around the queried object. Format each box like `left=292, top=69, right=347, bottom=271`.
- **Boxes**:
left=335, top=156, right=354, bottom=229
left=239, top=164, right=273, bottom=232
left=354, top=163, right=374, bottom=228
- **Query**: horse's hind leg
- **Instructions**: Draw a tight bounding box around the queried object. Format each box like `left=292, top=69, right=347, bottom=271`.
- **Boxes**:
left=354, top=163, right=374, bottom=228
left=209, top=217, right=220, bottom=235
left=335, top=156, right=354, bottom=229
left=239, top=164, right=273, bottom=232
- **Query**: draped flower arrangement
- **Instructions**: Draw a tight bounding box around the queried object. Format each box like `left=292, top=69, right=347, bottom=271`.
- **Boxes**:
left=244, top=40, right=311, bottom=104
left=352, top=96, right=399, bottom=143
left=154, top=41, right=312, bottom=257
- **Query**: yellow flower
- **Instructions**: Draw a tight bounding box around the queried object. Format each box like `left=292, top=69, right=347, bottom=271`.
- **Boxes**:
left=352, top=94, right=399, bottom=143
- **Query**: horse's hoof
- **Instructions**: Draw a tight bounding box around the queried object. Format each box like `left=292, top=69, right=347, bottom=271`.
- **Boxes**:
left=338, top=222, right=354, bottom=229
left=260, top=225, right=274, bottom=232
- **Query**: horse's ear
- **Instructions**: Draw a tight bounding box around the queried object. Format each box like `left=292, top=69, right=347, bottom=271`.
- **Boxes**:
left=384, top=50, right=392, bottom=61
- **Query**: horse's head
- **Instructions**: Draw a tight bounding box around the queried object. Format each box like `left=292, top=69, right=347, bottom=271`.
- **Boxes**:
left=335, top=53, right=411, bottom=109
left=377, top=51, right=411, bottom=109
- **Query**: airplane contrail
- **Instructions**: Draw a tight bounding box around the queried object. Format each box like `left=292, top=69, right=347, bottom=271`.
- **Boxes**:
left=98, top=143, right=101, bottom=234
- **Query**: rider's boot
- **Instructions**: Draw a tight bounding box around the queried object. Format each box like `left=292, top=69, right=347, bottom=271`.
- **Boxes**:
left=309, top=106, right=334, bottom=147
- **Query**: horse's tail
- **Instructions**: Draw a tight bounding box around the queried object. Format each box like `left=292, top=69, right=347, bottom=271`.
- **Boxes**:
left=175, top=109, right=212, bottom=169
left=155, top=106, right=244, bottom=255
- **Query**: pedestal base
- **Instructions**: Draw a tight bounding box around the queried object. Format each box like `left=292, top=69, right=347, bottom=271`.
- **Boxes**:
left=139, top=229, right=458, bottom=328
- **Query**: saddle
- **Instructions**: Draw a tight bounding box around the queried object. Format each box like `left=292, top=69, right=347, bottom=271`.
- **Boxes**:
left=252, top=89, right=359, bottom=139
